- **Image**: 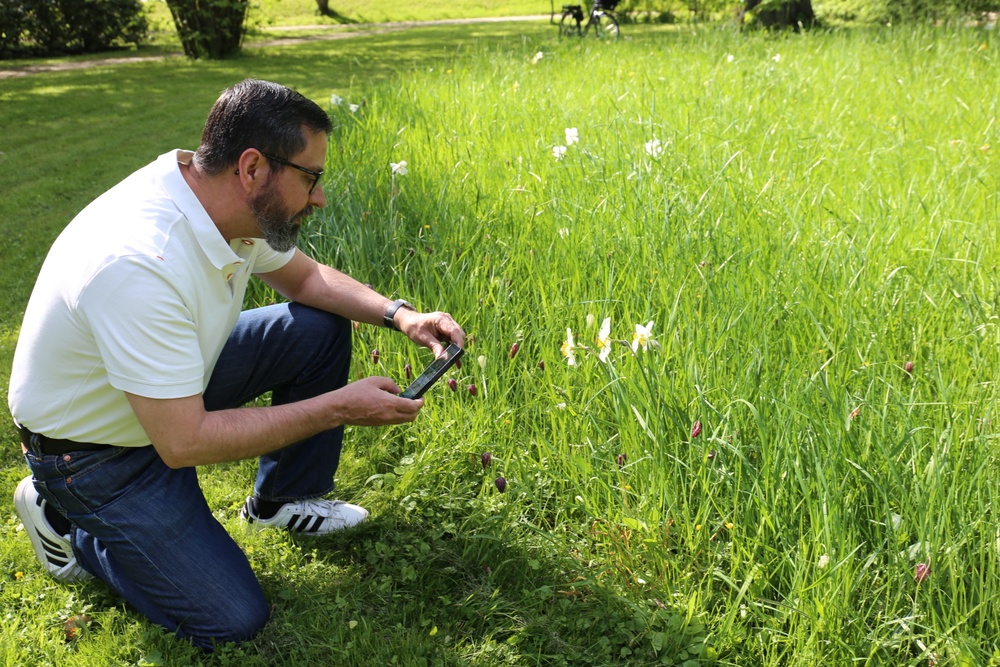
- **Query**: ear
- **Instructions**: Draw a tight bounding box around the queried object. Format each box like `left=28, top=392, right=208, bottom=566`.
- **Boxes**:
left=235, top=148, right=267, bottom=192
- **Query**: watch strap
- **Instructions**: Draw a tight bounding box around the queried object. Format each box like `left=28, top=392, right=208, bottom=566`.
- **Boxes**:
left=383, top=299, right=414, bottom=330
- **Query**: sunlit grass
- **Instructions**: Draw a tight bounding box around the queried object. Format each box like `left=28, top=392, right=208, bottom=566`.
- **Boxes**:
left=302, top=24, right=1000, bottom=664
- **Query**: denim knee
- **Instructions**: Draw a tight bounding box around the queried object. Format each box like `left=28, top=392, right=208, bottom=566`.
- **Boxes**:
left=186, top=587, right=270, bottom=650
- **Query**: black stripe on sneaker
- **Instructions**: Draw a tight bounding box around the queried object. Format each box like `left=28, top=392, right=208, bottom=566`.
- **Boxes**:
left=286, top=514, right=301, bottom=530
left=305, top=516, right=324, bottom=533
left=39, top=534, right=70, bottom=566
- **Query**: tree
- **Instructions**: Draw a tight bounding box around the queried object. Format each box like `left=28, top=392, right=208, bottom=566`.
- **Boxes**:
left=165, top=0, right=248, bottom=59
left=739, top=0, right=816, bottom=30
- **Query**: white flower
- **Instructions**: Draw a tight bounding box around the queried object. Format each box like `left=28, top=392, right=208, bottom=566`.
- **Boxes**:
left=553, top=145, right=567, bottom=160
left=330, top=93, right=344, bottom=106
left=477, top=355, right=487, bottom=370
left=558, top=227, right=570, bottom=239
left=726, top=54, right=735, bottom=63
left=531, top=51, right=544, bottom=64
left=349, top=104, right=360, bottom=113
left=631, top=321, right=655, bottom=353
left=561, top=328, right=577, bottom=366
left=772, top=53, right=781, bottom=62
left=817, top=554, right=830, bottom=569
left=586, top=313, right=595, bottom=328
left=390, top=160, right=408, bottom=175
left=597, top=317, right=612, bottom=363
left=644, top=139, right=663, bottom=158
left=565, top=127, right=579, bottom=146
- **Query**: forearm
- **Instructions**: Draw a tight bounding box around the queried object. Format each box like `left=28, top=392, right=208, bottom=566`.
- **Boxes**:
left=260, top=253, right=393, bottom=327
left=126, top=391, right=345, bottom=469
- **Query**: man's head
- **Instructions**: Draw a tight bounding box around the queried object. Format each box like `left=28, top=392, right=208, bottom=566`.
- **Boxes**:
left=196, top=79, right=332, bottom=251
left=195, top=79, right=332, bottom=177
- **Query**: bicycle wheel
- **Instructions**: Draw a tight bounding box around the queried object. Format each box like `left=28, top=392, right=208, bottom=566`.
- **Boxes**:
left=591, top=12, right=619, bottom=40
left=559, top=11, right=582, bottom=38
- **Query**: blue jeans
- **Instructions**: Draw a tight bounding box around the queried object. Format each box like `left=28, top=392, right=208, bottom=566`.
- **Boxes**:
left=21, top=303, right=352, bottom=648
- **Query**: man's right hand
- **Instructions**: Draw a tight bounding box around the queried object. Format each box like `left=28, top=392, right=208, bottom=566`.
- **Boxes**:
left=333, top=376, right=424, bottom=426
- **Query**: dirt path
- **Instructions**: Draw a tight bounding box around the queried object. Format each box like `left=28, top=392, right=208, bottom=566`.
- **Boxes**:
left=0, top=15, right=550, bottom=79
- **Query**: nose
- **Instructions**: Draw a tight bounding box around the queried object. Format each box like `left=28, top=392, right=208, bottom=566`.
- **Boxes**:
left=310, top=184, right=327, bottom=208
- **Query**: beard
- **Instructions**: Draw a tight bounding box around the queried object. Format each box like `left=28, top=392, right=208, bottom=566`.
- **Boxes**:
left=249, top=177, right=314, bottom=253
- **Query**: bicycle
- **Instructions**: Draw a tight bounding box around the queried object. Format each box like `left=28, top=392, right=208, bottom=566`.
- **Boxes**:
left=554, top=0, right=621, bottom=40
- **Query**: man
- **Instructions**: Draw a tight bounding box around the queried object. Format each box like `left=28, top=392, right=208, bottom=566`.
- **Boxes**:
left=8, top=79, right=464, bottom=648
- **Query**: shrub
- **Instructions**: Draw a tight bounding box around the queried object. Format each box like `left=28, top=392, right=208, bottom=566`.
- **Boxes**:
left=0, top=0, right=147, bottom=58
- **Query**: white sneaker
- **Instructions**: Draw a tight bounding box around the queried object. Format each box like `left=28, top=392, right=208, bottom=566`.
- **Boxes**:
left=240, top=496, right=369, bottom=536
left=13, top=477, right=91, bottom=581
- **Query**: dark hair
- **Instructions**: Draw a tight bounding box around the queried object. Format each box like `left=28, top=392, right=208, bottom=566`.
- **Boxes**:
left=195, top=79, right=333, bottom=176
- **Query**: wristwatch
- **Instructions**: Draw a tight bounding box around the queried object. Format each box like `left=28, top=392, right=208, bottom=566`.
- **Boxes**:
left=383, top=299, right=415, bottom=330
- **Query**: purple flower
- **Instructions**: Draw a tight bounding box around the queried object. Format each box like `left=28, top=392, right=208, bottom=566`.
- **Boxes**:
left=371, top=349, right=380, bottom=364
left=904, top=360, right=914, bottom=375
left=481, top=452, right=492, bottom=468
left=468, top=383, right=478, bottom=396
left=691, top=420, right=702, bottom=439
left=616, top=453, right=627, bottom=469
left=510, top=343, right=520, bottom=359
left=495, top=476, right=507, bottom=493
left=447, top=378, right=457, bottom=392
left=914, top=562, right=930, bottom=584
left=404, top=363, right=412, bottom=379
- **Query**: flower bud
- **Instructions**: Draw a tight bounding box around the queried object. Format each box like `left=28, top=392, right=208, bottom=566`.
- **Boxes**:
left=691, top=420, right=702, bottom=439
left=510, top=342, right=520, bottom=359
left=481, top=452, right=492, bottom=468
left=904, top=360, right=914, bottom=375
left=477, top=355, right=487, bottom=370
left=404, top=363, right=412, bottom=379
left=447, top=378, right=457, bottom=392
left=616, top=453, right=627, bottom=469
left=538, top=360, right=545, bottom=371
left=371, top=349, right=380, bottom=364
left=914, top=562, right=930, bottom=584
left=467, top=383, right=478, bottom=396
left=495, top=476, right=507, bottom=493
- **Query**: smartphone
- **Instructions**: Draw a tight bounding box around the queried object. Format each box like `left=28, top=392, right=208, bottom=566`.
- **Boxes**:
left=399, top=343, right=465, bottom=399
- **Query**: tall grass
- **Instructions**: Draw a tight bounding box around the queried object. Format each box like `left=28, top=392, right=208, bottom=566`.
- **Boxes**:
left=298, top=24, right=1000, bottom=664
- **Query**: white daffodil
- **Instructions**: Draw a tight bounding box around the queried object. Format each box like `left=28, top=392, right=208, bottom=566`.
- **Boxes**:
left=645, top=139, right=663, bottom=158
left=631, top=321, right=655, bottom=353
left=597, top=317, right=612, bottom=363
left=561, top=328, right=577, bottom=366
left=553, top=145, right=568, bottom=160
left=390, top=160, right=408, bottom=175
left=586, top=313, right=595, bottom=328
left=349, top=103, right=360, bottom=113
left=477, top=355, right=487, bottom=370
left=726, top=54, right=735, bottom=63
left=565, top=127, right=579, bottom=146
left=531, top=51, right=544, bottom=64
left=330, top=93, right=344, bottom=106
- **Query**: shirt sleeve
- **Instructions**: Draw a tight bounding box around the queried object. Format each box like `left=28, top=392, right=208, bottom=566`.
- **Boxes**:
left=80, top=256, right=205, bottom=399
left=251, top=242, right=296, bottom=274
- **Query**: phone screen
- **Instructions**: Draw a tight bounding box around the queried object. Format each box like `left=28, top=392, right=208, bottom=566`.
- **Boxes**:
left=399, top=344, right=464, bottom=399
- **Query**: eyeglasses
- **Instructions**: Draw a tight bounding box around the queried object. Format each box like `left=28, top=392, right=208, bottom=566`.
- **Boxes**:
left=260, top=151, right=324, bottom=194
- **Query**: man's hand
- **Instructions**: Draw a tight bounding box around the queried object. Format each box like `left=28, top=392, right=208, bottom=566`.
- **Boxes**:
left=393, top=309, right=466, bottom=358
left=336, top=376, right=424, bottom=425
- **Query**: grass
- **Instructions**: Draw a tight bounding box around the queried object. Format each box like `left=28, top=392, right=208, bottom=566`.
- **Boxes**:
left=3, top=13, right=1000, bottom=667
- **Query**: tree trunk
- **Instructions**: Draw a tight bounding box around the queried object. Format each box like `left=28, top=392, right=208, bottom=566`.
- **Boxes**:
left=165, top=0, right=249, bottom=59
left=739, top=0, right=815, bottom=30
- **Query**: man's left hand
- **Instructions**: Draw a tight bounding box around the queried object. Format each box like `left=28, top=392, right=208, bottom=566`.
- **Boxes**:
left=395, top=309, right=466, bottom=358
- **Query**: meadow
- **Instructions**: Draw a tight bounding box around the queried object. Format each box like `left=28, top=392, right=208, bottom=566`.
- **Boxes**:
left=2, top=15, right=1000, bottom=667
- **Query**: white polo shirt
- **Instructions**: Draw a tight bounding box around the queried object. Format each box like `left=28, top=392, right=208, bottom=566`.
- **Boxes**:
left=8, top=150, right=295, bottom=447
